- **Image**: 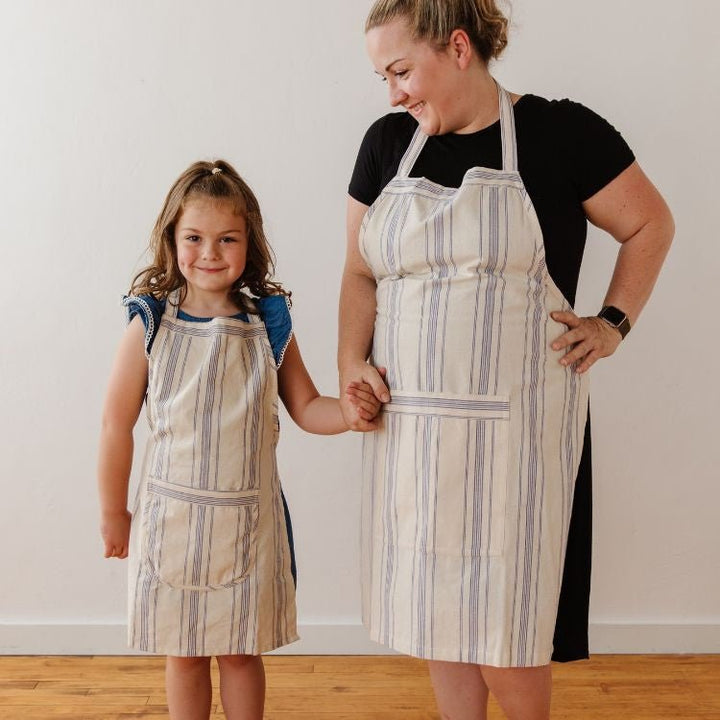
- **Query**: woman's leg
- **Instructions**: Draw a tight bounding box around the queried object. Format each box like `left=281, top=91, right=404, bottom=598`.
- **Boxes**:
left=166, top=655, right=212, bottom=720
left=480, top=664, right=552, bottom=720
left=428, top=660, right=490, bottom=720
left=216, top=654, right=265, bottom=720
left=428, top=660, right=552, bottom=720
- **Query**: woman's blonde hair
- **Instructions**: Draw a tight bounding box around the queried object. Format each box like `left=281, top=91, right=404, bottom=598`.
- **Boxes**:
left=366, top=0, right=509, bottom=63
left=130, top=159, right=287, bottom=313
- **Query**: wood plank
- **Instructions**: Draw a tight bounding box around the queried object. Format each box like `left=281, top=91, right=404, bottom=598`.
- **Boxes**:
left=0, top=654, right=717, bottom=719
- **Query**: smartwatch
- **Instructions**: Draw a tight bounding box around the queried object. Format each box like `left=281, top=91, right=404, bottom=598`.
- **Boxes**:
left=597, top=305, right=631, bottom=339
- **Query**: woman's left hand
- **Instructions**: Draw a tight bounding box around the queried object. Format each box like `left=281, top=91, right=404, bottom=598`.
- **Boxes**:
left=550, top=311, right=622, bottom=374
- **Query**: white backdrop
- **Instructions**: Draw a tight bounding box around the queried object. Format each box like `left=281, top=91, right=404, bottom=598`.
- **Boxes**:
left=1, top=0, right=718, bottom=655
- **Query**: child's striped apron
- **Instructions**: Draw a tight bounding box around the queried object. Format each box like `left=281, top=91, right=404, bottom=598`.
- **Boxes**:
left=128, top=293, right=297, bottom=656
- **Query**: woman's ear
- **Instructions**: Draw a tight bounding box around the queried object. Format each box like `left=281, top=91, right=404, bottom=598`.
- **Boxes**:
left=447, top=28, right=475, bottom=69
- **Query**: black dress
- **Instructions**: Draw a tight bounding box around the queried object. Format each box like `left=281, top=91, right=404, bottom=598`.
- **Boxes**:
left=349, top=93, right=635, bottom=661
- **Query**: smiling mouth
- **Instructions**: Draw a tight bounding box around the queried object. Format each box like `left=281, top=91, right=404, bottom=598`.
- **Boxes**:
left=407, top=101, right=425, bottom=115
left=197, top=267, right=225, bottom=273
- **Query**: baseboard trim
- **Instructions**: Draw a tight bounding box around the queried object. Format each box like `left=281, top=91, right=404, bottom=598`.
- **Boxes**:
left=0, top=623, right=396, bottom=656
left=1, top=623, right=718, bottom=656
left=588, top=623, right=720, bottom=654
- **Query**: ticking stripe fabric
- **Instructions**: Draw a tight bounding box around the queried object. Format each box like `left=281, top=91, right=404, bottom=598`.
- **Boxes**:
left=127, top=292, right=297, bottom=656
left=359, top=84, right=589, bottom=667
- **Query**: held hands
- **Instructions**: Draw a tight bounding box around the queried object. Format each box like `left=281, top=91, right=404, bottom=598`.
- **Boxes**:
left=551, top=311, right=622, bottom=374
left=101, top=509, right=131, bottom=559
left=341, top=364, right=390, bottom=432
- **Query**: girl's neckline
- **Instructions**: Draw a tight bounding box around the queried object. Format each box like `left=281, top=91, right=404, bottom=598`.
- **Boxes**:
left=177, top=307, right=247, bottom=322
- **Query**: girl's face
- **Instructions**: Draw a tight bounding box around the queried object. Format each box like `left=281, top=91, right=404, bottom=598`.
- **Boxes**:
left=174, top=197, right=248, bottom=298
left=366, top=17, right=470, bottom=136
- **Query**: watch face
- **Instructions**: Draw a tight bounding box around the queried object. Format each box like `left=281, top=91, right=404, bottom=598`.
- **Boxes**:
left=601, top=306, right=626, bottom=326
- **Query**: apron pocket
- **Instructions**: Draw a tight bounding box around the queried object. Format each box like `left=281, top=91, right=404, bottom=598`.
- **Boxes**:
left=143, top=478, right=260, bottom=590
left=378, top=389, right=510, bottom=558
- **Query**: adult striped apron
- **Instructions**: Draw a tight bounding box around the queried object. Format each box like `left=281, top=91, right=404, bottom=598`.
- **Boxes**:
left=360, top=84, right=589, bottom=667
left=128, top=294, right=297, bottom=657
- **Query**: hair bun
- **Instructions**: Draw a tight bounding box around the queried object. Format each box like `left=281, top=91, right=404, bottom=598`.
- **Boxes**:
left=366, top=0, right=510, bottom=64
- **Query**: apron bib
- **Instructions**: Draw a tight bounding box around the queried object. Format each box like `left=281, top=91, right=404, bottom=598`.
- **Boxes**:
left=360, top=84, right=589, bottom=667
left=128, top=293, right=297, bottom=656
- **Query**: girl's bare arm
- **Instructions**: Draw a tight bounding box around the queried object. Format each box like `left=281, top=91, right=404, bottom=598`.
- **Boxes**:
left=97, top=315, right=148, bottom=558
left=278, top=335, right=381, bottom=435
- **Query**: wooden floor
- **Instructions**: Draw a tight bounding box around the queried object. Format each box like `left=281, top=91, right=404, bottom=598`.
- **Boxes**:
left=0, top=655, right=717, bottom=719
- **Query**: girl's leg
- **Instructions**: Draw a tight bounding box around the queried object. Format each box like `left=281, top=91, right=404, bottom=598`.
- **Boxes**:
left=216, top=654, right=265, bottom=720
left=427, top=660, right=490, bottom=720
left=166, top=655, right=212, bottom=720
left=480, top=664, right=552, bottom=720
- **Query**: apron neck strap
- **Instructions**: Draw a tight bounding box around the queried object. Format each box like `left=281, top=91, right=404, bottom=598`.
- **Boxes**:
left=397, top=126, right=427, bottom=177
left=396, top=80, right=518, bottom=177
left=165, top=289, right=181, bottom=318
left=497, top=82, right=518, bottom=173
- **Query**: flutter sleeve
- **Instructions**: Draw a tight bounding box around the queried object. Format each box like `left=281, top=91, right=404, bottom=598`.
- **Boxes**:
left=256, top=294, right=293, bottom=368
left=122, top=294, right=165, bottom=356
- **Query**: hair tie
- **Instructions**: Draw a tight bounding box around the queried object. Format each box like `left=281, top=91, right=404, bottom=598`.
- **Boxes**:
left=211, top=167, right=222, bottom=175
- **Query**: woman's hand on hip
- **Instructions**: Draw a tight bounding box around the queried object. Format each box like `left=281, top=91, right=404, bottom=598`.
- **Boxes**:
left=340, top=363, right=390, bottom=431
left=551, top=311, right=622, bottom=374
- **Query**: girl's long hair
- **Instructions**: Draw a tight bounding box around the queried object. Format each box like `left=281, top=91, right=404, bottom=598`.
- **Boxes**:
left=130, top=159, right=287, bottom=313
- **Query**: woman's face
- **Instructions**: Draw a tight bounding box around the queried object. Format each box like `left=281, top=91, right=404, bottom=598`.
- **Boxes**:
left=366, top=17, right=471, bottom=136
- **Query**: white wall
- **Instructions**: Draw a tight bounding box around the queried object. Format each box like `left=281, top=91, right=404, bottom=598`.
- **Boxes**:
left=1, top=0, right=718, bottom=655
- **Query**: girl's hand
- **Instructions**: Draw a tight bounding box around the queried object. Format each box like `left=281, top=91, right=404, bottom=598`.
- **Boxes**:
left=345, top=379, right=385, bottom=425
left=551, top=311, right=622, bottom=374
left=101, top=510, right=131, bottom=559
left=339, top=364, right=389, bottom=431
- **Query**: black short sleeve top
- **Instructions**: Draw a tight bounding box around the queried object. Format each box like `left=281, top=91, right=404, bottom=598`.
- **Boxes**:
left=348, top=94, right=635, bottom=305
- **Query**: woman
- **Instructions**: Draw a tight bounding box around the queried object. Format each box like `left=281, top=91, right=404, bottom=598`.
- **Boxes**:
left=338, top=1, right=674, bottom=718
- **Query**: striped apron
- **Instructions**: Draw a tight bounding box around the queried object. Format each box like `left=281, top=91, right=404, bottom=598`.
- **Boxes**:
left=359, top=85, right=589, bottom=667
left=128, top=293, right=297, bottom=657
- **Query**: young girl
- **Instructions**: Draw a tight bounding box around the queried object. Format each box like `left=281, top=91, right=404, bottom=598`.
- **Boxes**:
left=98, top=159, right=381, bottom=720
